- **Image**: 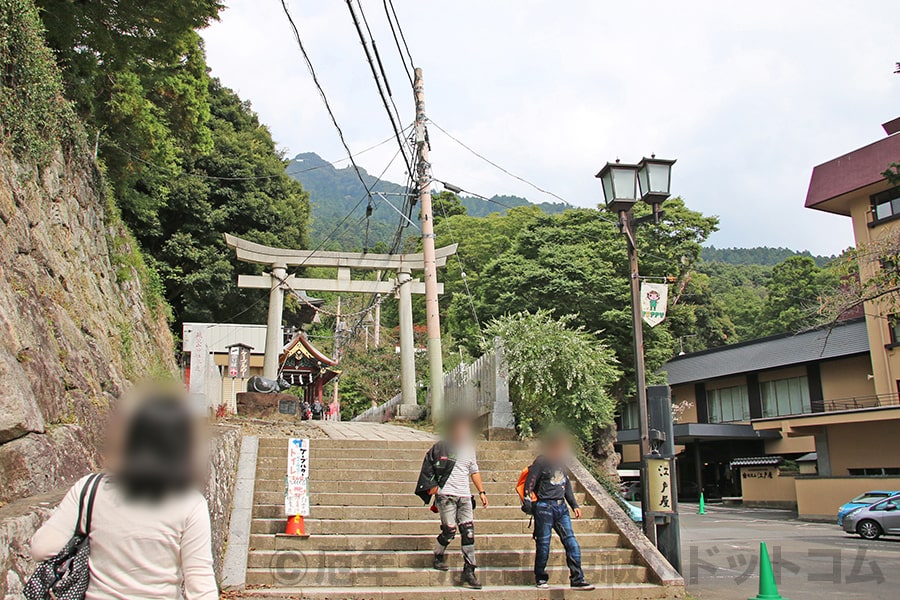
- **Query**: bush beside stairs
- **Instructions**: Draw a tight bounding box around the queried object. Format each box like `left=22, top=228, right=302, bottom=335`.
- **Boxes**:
left=239, top=432, right=684, bottom=599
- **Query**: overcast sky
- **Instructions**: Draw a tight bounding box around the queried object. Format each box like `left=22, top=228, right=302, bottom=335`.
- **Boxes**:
left=201, top=1, right=900, bottom=256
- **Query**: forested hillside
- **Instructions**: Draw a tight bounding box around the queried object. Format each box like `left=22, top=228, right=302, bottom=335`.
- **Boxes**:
left=287, top=152, right=566, bottom=249
left=31, top=0, right=310, bottom=326
left=701, top=245, right=835, bottom=266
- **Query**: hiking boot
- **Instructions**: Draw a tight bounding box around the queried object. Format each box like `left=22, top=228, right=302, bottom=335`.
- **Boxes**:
left=536, top=581, right=550, bottom=589
left=462, top=564, right=482, bottom=589
left=571, top=580, right=595, bottom=591
left=432, top=555, right=449, bottom=571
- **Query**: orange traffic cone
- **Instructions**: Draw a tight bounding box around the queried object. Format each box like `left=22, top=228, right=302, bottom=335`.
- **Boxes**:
left=285, top=514, right=308, bottom=537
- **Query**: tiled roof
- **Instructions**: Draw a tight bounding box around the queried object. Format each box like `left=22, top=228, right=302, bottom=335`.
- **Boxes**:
left=730, top=456, right=783, bottom=468
left=805, top=132, right=900, bottom=213
left=662, top=319, right=869, bottom=386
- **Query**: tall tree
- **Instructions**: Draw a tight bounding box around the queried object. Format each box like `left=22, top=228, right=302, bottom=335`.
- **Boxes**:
left=484, top=310, right=622, bottom=441
left=474, top=200, right=721, bottom=398
left=152, top=79, right=310, bottom=324
left=757, top=256, right=834, bottom=335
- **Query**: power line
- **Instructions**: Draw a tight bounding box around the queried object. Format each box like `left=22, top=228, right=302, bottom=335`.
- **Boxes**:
left=382, top=0, right=415, bottom=85
left=278, top=0, right=374, bottom=196
left=428, top=119, right=573, bottom=207
left=106, top=128, right=407, bottom=183
left=344, top=0, right=414, bottom=176
left=434, top=194, right=485, bottom=344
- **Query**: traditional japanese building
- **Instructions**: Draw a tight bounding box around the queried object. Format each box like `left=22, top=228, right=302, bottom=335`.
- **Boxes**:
left=279, top=332, right=339, bottom=405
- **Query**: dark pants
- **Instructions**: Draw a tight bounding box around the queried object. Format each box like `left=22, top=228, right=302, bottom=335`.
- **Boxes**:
left=533, top=499, right=585, bottom=584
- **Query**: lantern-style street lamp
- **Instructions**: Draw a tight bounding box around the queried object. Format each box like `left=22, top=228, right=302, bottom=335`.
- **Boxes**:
left=596, top=160, right=640, bottom=213
left=597, top=156, right=679, bottom=571
left=637, top=156, right=676, bottom=209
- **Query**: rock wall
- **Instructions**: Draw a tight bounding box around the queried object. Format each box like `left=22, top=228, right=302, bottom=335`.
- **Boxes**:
left=0, top=146, right=175, bottom=505
left=205, top=425, right=242, bottom=579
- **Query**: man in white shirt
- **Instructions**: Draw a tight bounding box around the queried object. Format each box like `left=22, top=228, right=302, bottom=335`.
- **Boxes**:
left=427, top=413, right=488, bottom=589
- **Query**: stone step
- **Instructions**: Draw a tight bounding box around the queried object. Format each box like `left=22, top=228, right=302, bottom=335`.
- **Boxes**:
left=258, top=438, right=535, bottom=450
left=254, top=478, right=530, bottom=494
left=236, top=583, right=672, bottom=600
left=251, top=503, right=606, bottom=521
left=256, top=455, right=530, bottom=471
left=257, top=455, right=535, bottom=471
left=253, top=490, right=591, bottom=508
left=260, top=447, right=539, bottom=461
left=250, top=517, right=610, bottom=536
left=249, top=532, right=624, bottom=552
left=254, top=466, right=525, bottom=483
left=244, top=564, right=648, bottom=587
left=258, top=438, right=435, bottom=449
left=246, top=547, right=636, bottom=570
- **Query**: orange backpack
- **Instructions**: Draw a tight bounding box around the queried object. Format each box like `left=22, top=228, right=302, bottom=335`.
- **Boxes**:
left=515, top=466, right=538, bottom=503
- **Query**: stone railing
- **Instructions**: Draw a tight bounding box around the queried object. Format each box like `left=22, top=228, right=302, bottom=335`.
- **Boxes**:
left=443, top=341, right=516, bottom=439
left=352, top=392, right=404, bottom=423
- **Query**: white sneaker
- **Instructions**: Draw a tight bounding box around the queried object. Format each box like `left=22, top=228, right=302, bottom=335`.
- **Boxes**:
left=536, top=581, right=549, bottom=589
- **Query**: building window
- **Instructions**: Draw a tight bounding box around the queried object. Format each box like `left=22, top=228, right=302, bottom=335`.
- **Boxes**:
left=620, top=402, right=640, bottom=430
left=848, top=467, right=900, bottom=476
left=889, top=315, right=900, bottom=346
left=761, top=376, right=811, bottom=417
left=871, top=186, right=900, bottom=223
left=707, top=385, right=750, bottom=423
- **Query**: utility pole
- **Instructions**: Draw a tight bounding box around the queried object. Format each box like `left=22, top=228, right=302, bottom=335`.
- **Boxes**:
left=374, top=270, right=382, bottom=348
left=414, top=67, right=444, bottom=424
left=333, top=296, right=341, bottom=410
left=620, top=210, right=655, bottom=544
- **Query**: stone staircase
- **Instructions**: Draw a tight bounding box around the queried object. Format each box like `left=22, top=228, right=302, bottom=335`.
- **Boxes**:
left=240, top=434, right=683, bottom=599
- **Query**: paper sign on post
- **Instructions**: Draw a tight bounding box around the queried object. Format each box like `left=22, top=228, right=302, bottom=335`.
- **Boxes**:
left=285, top=438, right=310, bottom=516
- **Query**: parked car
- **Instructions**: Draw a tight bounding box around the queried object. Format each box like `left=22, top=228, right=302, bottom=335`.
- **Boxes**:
left=620, top=481, right=641, bottom=502
left=837, top=490, right=900, bottom=525
left=613, top=491, right=643, bottom=523
left=842, top=493, right=900, bottom=539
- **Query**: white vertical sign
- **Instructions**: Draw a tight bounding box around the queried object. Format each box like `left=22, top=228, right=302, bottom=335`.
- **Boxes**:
left=189, top=327, right=206, bottom=395
left=285, top=438, right=311, bottom=516
left=641, top=282, right=669, bottom=327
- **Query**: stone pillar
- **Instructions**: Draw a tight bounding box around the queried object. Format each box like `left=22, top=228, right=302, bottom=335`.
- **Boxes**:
left=486, top=339, right=516, bottom=439
left=397, top=270, right=420, bottom=418
left=263, top=265, right=286, bottom=379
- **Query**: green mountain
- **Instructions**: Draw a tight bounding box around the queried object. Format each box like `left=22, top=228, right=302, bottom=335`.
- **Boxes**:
left=286, top=152, right=567, bottom=249
left=701, top=245, right=835, bottom=267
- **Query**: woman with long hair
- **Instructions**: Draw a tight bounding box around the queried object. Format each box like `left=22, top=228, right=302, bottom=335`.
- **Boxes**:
left=30, top=392, right=218, bottom=599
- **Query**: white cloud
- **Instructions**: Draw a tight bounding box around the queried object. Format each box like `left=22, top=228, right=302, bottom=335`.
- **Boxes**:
left=201, top=0, right=900, bottom=255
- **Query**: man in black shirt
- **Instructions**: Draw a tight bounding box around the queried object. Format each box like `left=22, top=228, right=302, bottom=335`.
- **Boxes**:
left=522, top=432, right=594, bottom=591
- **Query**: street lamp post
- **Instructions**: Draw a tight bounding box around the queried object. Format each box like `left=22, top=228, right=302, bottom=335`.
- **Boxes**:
left=596, top=156, right=676, bottom=547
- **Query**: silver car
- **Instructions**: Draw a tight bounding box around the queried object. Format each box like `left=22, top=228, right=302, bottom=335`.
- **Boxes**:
left=842, top=493, right=900, bottom=539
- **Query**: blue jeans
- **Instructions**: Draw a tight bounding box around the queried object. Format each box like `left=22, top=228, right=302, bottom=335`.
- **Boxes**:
left=533, top=500, right=585, bottom=584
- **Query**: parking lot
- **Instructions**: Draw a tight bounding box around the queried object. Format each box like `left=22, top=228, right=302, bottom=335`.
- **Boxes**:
left=680, top=504, right=900, bottom=599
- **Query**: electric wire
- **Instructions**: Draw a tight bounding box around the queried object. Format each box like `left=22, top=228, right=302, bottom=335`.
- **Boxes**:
left=344, top=0, right=414, bottom=176
left=434, top=194, right=485, bottom=344
left=428, top=119, right=573, bottom=207
left=382, top=0, right=414, bottom=85
left=279, top=0, right=375, bottom=196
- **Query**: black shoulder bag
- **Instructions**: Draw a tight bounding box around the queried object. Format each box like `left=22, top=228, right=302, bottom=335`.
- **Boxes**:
left=24, top=473, right=104, bottom=600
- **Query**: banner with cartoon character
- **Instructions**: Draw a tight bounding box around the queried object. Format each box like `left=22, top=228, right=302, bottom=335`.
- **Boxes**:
left=641, top=282, right=668, bottom=327
left=285, top=438, right=311, bottom=516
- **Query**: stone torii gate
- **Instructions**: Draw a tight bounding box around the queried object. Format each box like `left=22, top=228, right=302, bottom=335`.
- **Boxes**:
left=224, top=234, right=458, bottom=418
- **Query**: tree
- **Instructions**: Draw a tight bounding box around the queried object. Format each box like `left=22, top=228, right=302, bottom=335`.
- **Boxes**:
left=474, top=200, right=721, bottom=398
left=819, top=234, right=899, bottom=325
left=757, top=256, right=835, bottom=335
left=484, top=310, right=621, bottom=442
left=151, top=79, right=310, bottom=324
left=432, top=191, right=467, bottom=224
